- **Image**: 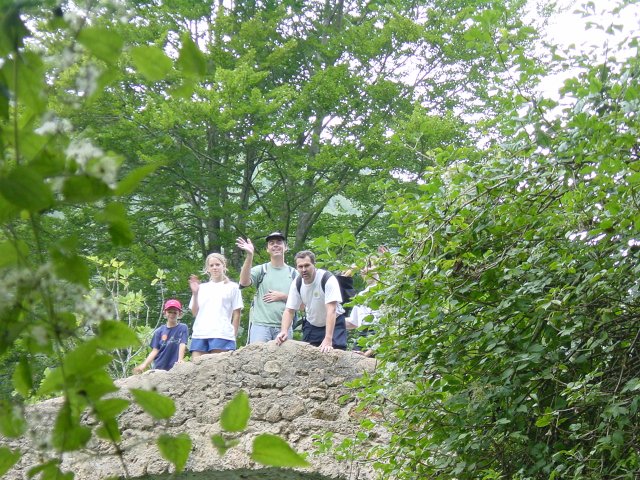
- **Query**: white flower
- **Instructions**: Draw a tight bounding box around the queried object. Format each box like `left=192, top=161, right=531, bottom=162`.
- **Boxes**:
left=35, top=116, right=72, bottom=136
left=66, top=138, right=103, bottom=169
left=87, top=155, right=119, bottom=185
left=63, top=10, right=84, bottom=30
left=76, top=64, right=100, bottom=97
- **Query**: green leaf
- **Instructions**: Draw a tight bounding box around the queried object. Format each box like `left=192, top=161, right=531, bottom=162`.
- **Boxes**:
left=96, top=417, right=121, bottom=443
left=62, top=175, right=112, bottom=203
left=211, top=434, right=239, bottom=456
left=62, top=342, right=113, bottom=378
left=2, top=52, right=45, bottom=112
left=27, top=459, right=73, bottom=480
left=0, top=195, right=20, bottom=223
left=627, top=172, right=640, bottom=186
left=535, top=414, right=553, bottom=428
left=50, top=240, right=90, bottom=287
left=130, top=389, right=176, bottom=420
left=115, top=162, right=163, bottom=196
left=157, top=433, right=192, bottom=472
left=220, top=390, right=250, bottom=432
left=95, top=320, right=140, bottom=349
left=77, top=27, right=123, bottom=64
left=0, top=7, right=30, bottom=57
left=0, top=79, right=7, bottom=120
left=12, top=359, right=32, bottom=397
left=51, top=401, right=92, bottom=452
left=93, top=398, right=130, bottom=421
left=621, top=377, right=640, bottom=393
left=170, top=79, right=196, bottom=99
left=176, top=33, right=206, bottom=78
left=96, top=202, right=133, bottom=245
left=0, top=400, right=26, bottom=438
left=130, top=46, right=172, bottom=81
left=37, top=368, right=64, bottom=397
left=0, top=446, right=20, bottom=477
left=0, top=166, right=54, bottom=211
left=0, top=240, right=28, bottom=268
left=250, top=433, right=309, bottom=467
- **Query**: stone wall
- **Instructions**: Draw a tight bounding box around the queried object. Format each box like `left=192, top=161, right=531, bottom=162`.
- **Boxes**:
left=2, top=341, right=384, bottom=479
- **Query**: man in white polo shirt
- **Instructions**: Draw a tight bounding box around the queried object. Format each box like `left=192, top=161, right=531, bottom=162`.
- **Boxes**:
left=276, top=250, right=346, bottom=353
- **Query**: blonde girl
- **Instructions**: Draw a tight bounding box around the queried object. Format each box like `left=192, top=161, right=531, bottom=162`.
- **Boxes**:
left=188, top=253, right=243, bottom=357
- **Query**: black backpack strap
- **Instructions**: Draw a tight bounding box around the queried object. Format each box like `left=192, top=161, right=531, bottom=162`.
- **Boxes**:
left=320, top=270, right=332, bottom=292
left=295, top=275, right=302, bottom=295
left=297, top=270, right=331, bottom=295
left=253, top=263, right=268, bottom=293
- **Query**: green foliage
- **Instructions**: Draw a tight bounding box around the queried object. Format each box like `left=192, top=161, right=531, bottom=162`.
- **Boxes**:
left=251, top=434, right=310, bottom=468
left=308, top=230, right=371, bottom=273
left=212, top=390, right=308, bottom=467
left=350, top=6, right=640, bottom=479
left=157, top=433, right=192, bottom=472
left=220, top=389, right=250, bottom=432
left=130, top=388, right=176, bottom=420
left=7, top=0, right=633, bottom=478
left=0, top=446, right=20, bottom=476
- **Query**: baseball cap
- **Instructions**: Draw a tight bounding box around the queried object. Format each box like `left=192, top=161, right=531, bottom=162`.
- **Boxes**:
left=163, top=299, right=182, bottom=311
left=265, top=231, right=286, bottom=242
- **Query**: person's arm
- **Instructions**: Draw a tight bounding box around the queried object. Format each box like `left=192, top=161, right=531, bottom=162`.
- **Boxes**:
left=346, top=305, right=361, bottom=330
left=319, top=301, right=337, bottom=353
left=189, top=275, right=200, bottom=317
left=177, top=343, right=186, bottom=363
left=133, top=348, right=159, bottom=374
left=177, top=325, right=188, bottom=363
left=276, top=308, right=296, bottom=345
left=236, top=237, right=255, bottom=287
left=232, top=308, right=241, bottom=337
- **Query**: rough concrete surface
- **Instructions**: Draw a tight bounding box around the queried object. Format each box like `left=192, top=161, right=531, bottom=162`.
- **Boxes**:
left=2, top=340, right=385, bottom=479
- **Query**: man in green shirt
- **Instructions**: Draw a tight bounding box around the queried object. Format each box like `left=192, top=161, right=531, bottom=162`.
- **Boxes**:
left=236, top=232, right=297, bottom=343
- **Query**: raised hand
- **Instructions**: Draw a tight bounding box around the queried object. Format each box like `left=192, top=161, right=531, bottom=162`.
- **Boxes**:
left=189, top=274, right=201, bottom=293
left=235, top=237, right=255, bottom=255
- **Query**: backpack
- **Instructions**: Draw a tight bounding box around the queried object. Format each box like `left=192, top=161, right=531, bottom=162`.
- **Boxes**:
left=295, top=271, right=357, bottom=316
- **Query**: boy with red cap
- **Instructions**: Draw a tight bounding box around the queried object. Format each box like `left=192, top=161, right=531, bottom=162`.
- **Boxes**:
left=133, top=299, right=189, bottom=373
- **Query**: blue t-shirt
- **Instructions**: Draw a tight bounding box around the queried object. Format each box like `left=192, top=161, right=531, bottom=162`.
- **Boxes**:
left=150, top=323, right=189, bottom=371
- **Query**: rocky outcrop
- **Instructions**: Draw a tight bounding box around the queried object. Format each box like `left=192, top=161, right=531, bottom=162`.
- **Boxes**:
left=3, top=341, right=384, bottom=479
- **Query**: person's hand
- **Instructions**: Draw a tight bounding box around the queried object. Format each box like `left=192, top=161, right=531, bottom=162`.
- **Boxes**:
left=189, top=274, right=200, bottom=293
left=354, top=350, right=374, bottom=357
left=262, top=290, right=285, bottom=303
left=133, top=365, right=144, bottom=374
left=377, top=245, right=389, bottom=254
left=319, top=338, right=334, bottom=353
left=275, top=331, right=288, bottom=345
left=236, top=237, right=255, bottom=255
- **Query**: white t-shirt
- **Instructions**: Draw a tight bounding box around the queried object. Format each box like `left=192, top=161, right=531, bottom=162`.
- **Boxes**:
left=190, top=280, right=243, bottom=340
left=285, top=269, right=343, bottom=327
left=347, top=286, right=380, bottom=328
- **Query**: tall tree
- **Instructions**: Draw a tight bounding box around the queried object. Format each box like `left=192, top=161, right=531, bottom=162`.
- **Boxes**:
left=54, top=0, right=530, bottom=271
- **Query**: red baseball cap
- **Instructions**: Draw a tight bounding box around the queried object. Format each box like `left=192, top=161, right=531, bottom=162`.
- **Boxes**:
left=163, top=299, right=182, bottom=311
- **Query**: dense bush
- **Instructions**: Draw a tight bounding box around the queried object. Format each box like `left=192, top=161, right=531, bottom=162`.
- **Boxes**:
left=356, top=10, right=640, bottom=479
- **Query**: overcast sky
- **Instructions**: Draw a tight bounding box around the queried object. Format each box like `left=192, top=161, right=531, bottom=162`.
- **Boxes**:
left=537, top=0, right=640, bottom=97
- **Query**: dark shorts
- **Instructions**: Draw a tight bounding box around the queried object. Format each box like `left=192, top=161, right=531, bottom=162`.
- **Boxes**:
left=302, top=314, right=347, bottom=350
left=190, top=338, right=236, bottom=352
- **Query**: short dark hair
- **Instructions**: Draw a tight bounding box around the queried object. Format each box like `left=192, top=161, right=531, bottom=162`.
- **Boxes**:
left=294, top=250, right=316, bottom=264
